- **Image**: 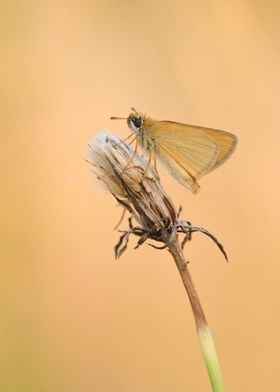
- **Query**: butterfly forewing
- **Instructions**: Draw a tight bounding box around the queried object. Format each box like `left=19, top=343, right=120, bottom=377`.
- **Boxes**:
left=150, top=121, right=220, bottom=179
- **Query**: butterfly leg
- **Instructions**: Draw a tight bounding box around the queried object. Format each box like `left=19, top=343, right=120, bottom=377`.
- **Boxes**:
left=122, top=136, right=139, bottom=172
left=128, top=135, right=137, bottom=146
left=143, top=147, right=153, bottom=177
left=153, top=143, right=160, bottom=180
left=112, top=133, right=136, bottom=148
left=143, top=143, right=160, bottom=180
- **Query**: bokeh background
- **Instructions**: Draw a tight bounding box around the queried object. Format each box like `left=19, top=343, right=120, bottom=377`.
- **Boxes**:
left=1, top=1, right=280, bottom=391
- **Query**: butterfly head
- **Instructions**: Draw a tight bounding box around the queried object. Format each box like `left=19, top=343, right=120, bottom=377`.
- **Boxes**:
left=127, top=108, right=145, bottom=134
left=110, top=108, right=145, bottom=134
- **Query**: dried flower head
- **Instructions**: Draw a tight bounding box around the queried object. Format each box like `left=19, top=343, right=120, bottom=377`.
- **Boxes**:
left=88, top=132, right=227, bottom=259
left=88, top=132, right=177, bottom=227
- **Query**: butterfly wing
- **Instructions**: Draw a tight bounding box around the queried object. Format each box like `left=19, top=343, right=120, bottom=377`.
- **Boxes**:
left=198, top=127, right=237, bottom=172
left=148, top=121, right=236, bottom=192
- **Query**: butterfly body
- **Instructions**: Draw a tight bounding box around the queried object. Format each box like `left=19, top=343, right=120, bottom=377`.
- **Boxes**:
left=114, top=109, right=237, bottom=193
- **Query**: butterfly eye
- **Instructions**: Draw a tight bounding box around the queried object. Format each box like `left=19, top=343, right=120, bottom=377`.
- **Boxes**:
left=132, top=117, right=142, bottom=128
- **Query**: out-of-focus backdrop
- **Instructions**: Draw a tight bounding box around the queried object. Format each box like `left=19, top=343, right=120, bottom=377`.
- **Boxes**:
left=1, top=1, right=280, bottom=391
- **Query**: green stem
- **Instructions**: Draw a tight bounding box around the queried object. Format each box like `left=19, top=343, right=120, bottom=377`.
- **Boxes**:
left=168, top=238, right=226, bottom=392
left=198, top=326, right=226, bottom=391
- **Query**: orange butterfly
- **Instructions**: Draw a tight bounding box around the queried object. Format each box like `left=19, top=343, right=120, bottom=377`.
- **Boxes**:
left=111, top=108, right=237, bottom=193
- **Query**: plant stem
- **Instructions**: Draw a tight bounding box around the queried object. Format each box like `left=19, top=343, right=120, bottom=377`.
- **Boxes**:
left=168, top=238, right=226, bottom=392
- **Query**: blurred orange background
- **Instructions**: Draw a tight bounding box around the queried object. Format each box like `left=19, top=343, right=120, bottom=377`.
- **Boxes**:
left=1, top=1, right=280, bottom=391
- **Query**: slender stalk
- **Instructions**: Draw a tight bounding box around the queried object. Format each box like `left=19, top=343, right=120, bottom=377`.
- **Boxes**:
left=168, top=238, right=226, bottom=392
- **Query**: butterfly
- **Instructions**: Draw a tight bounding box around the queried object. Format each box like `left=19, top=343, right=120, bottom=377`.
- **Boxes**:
left=111, top=108, right=237, bottom=193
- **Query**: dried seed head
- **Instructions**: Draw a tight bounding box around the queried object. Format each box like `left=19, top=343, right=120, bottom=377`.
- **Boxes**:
left=88, top=133, right=227, bottom=260
left=88, top=133, right=177, bottom=232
